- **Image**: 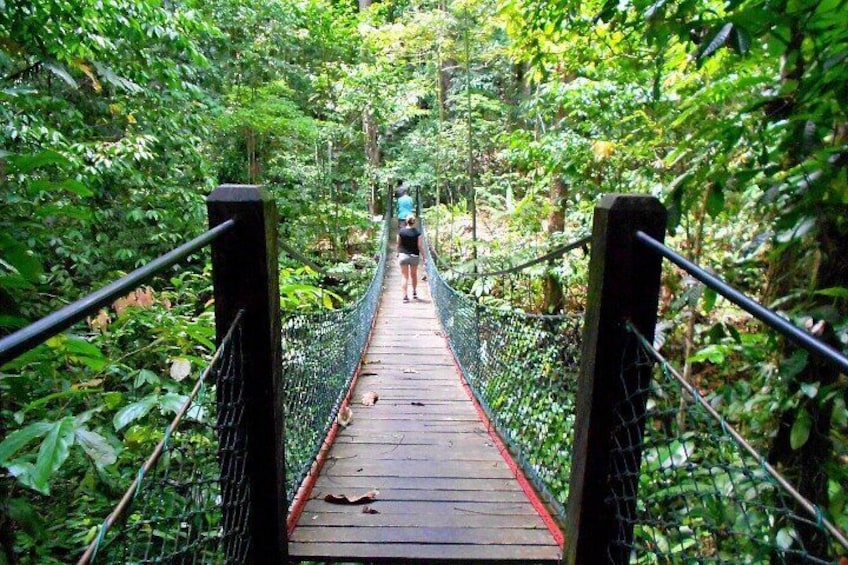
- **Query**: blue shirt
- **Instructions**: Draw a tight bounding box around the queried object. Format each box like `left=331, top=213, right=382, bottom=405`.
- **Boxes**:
left=397, top=194, right=414, bottom=220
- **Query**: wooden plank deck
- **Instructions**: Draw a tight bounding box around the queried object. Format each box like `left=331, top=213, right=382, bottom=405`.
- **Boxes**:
left=288, top=235, right=563, bottom=563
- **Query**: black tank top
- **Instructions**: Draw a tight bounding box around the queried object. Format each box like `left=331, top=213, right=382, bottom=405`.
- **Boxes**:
left=398, top=227, right=420, bottom=255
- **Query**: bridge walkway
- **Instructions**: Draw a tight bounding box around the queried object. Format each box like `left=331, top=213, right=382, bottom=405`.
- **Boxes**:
left=288, top=235, right=562, bottom=563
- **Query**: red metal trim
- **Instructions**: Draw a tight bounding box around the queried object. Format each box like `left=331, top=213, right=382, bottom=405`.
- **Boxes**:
left=441, top=331, right=566, bottom=549
left=285, top=306, right=381, bottom=537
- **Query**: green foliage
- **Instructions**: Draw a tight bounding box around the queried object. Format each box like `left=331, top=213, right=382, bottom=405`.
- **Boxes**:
left=1, top=0, right=847, bottom=560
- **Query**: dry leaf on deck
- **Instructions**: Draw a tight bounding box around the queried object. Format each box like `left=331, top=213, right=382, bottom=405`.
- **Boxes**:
left=361, top=391, right=379, bottom=406
left=337, top=406, right=353, bottom=427
left=323, top=490, right=379, bottom=505
left=402, top=368, right=418, bottom=374
left=361, top=506, right=379, bottom=514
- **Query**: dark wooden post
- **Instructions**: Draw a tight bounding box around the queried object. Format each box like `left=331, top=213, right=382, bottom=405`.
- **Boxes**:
left=207, top=185, right=286, bottom=563
left=564, top=194, right=666, bottom=564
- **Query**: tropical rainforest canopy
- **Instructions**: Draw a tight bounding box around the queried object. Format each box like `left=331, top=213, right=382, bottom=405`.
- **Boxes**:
left=1, top=0, right=847, bottom=562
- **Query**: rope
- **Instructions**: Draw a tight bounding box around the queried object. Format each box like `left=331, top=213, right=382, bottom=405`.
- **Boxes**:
left=77, top=310, right=245, bottom=565
left=434, top=234, right=590, bottom=278
left=626, top=321, right=848, bottom=552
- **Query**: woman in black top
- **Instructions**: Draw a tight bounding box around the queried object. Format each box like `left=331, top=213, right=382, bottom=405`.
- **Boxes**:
left=397, top=215, right=425, bottom=302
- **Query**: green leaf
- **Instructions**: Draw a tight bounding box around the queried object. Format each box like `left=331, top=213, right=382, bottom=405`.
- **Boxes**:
left=63, top=337, right=107, bottom=370
left=729, top=25, right=750, bottom=55
left=0, top=234, right=43, bottom=281
left=776, top=527, right=796, bottom=549
left=595, top=0, right=618, bottom=22
left=790, top=409, right=812, bottom=450
left=27, top=179, right=94, bottom=197
left=706, top=185, right=725, bottom=218
left=698, top=23, right=734, bottom=62
left=134, top=369, right=160, bottom=388
left=644, top=0, right=668, bottom=21
left=800, top=382, right=819, bottom=398
left=43, top=62, right=78, bottom=88
left=0, top=422, right=52, bottom=463
left=92, top=62, right=143, bottom=94
left=113, top=395, right=158, bottom=431
left=815, top=287, right=848, bottom=299
left=158, top=393, right=189, bottom=416
left=781, top=350, right=809, bottom=379
left=702, top=287, right=717, bottom=313
left=31, top=417, right=76, bottom=494
left=7, top=150, right=70, bottom=173
left=688, top=344, right=726, bottom=364
left=75, top=428, right=118, bottom=468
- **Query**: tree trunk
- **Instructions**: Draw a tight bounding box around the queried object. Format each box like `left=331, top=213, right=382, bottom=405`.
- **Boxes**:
left=363, top=109, right=381, bottom=214
left=542, top=174, right=565, bottom=313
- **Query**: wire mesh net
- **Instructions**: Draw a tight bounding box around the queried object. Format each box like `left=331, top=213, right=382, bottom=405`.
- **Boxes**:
left=282, top=213, right=390, bottom=506
left=607, top=326, right=846, bottom=564
left=424, top=239, right=583, bottom=519
left=94, top=314, right=250, bottom=564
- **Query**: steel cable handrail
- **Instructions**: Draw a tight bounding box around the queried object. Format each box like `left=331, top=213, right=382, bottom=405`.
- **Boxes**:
left=77, top=311, right=244, bottom=565
left=434, top=234, right=591, bottom=278
left=0, top=219, right=236, bottom=366
left=627, top=322, right=848, bottom=551
left=635, top=230, right=848, bottom=375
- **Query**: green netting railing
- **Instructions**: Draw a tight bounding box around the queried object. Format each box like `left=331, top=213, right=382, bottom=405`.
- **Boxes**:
left=424, top=235, right=584, bottom=519
left=88, top=312, right=251, bottom=564
left=282, top=212, right=390, bottom=506
left=603, top=324, right=848, bottom=564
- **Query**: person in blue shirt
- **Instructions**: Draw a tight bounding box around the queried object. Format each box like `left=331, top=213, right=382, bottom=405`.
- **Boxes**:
left=396, top=187, right=414, bottom=229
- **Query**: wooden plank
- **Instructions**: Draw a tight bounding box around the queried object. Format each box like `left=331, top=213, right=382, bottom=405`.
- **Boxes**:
left=291, top=526, right=557, bottom=545
left=289, top=542, right=560, bottom=561
left=307, top=488, right=529, bottom=504
left=319, top=459, right=515, bottom=478
left=295, top=512, right=542, bottom=529
left=333, top=432, right=491, bottom=445
left=327, top=443, right=504, bottom=461
left=335, top=420, right=488, bottom=433
left=311, top=476, right=522, bottom=492
left=300, top=500, right=542, bottom=516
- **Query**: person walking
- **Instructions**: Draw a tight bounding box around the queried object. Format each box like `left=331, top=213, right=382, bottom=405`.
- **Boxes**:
left=398, top=214, right=425, bottom=302
left=396, top=187, right=414, bottom=229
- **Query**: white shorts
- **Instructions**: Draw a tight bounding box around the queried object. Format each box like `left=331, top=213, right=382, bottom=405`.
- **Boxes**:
left=398, top=253, right=420, bottom=266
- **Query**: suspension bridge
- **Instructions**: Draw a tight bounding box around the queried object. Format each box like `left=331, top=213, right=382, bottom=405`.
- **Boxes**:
left=1, top=185, right=847, bottom=564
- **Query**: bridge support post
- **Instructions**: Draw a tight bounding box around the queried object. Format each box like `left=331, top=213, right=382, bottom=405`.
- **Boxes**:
left=207, top=185, right=286, bottom=564
left=564, top=194, right=666, bottom=564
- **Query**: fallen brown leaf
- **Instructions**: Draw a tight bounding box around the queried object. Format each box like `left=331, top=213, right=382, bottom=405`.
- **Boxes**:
left=336, top=406, right=353, bottom=427
left=323, top=490, right=379, bottom=505
left=361, top=391, right=379, bottom=406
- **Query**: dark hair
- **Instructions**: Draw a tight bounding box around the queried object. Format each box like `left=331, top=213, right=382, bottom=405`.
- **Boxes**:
left=405, top=214, right=416, bottom=226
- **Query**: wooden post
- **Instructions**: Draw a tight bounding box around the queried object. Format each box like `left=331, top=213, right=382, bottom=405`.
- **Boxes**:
left=564, top=194, right=666, bottom=564
left=207, top=185, right=286, bottom=563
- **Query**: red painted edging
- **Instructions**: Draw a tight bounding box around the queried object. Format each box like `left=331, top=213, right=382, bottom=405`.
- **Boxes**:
left=441, top=332, right=566, bottom=549
left=285, top=293, right=383, bottom=537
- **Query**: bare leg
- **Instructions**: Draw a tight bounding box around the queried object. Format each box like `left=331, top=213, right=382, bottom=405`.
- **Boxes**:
left=400, top=264, right=409, bottom=299
left=410, top=265, right=418, bottom=296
